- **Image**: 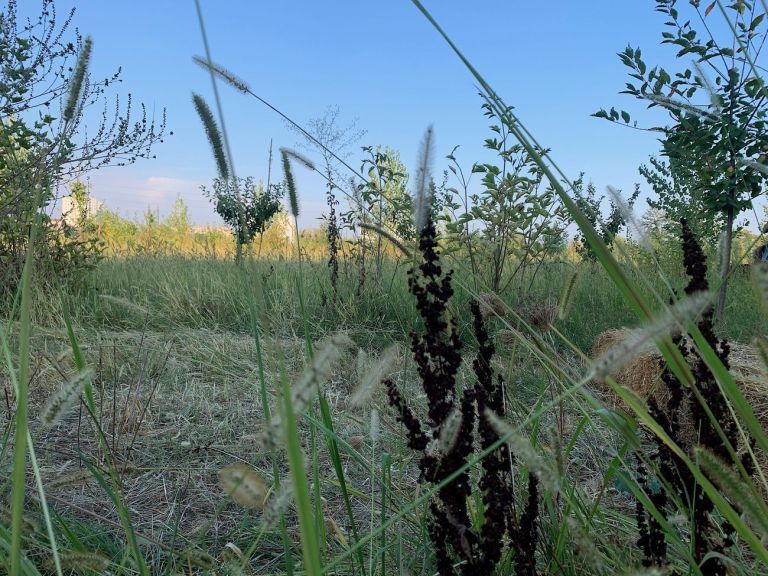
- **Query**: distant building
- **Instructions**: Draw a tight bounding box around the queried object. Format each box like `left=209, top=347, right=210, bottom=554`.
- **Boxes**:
left=61, top=194, right=103, bottom=226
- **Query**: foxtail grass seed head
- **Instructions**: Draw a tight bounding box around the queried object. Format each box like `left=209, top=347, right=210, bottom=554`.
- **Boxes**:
left=58, top=551, right=111, bottom=574
left=281, top=148, right=299, bottom=217
left=566, top=517, right=606, bottom=574
left=558, top=268, right=579, bottom=320
left=280, top=148, right=314, bottom=218
left=222, top=542, right=244, bottom=562
left=326, top=516, right=350, bottom=549
left=358, top=222, right=412, bottom=256
left=607, top=185, right=651, bottom=251
left=218, top=463, right=268, bottom=510
left=437, top=406, right=462, bottom=456
left=412, top=125, right=434, bottom=233
left=692, top=60, right=723, bottom=111
left=41, top=368, right=93, bottom=427
left=192, top=55, right=250, bottom=93
left=350, top=344, right=401, bottom=407
left=645, top=92, right=721, bottom=122
left=486, top=409, right=560, bottom=494
left=355, top=349, right=369, bottom=379
left=63, top=36, right=92, bottom=122
left=47, top=468, right=94, bottom=490
left=695, top=446, right=768, bottom=539
left=753, top=262, right=768, bottom=305
left=98, top=294, right=149, bottom=316
left=265, top=333, right=353, bottom=446
left=736, top=156, right=768, bottom=178
left=370, top=408, right=380, bottom=443
left=587, top=291, right=712, bottom=381
left=262, top=482, right=294, bottom=529
left=755, top=336, right=768, bottom=373
left=193, top=93, right=229, bottom=179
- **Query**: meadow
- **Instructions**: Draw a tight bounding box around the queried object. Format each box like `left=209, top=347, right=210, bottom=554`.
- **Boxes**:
left=4, top=1, right=768, bottom=575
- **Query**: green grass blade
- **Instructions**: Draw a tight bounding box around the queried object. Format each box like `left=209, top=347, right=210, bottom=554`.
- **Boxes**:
left=279, top=353, right=323, bottom=575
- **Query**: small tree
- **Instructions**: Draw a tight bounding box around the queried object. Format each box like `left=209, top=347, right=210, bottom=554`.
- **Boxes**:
left=595, top=0, right=768, bottom=321
left=354, top=146, right=414, bottom=271
left=445, top=101, right=571, bottom=292
left=202, top=177, right=282, bottom=258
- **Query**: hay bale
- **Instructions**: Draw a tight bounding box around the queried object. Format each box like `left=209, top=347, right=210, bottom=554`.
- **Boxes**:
left=591, top=329, right=768, bottom=497
left=591, top=329, right=664, bottom=407
left=591, top=328, right=768, bottom=439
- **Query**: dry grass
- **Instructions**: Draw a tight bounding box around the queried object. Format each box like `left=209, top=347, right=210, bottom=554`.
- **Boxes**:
left=591, top=329, right=768, bottom=423
left=590, top=327, right=768, bottom=477
left=16, top=328, right=403, bottom=569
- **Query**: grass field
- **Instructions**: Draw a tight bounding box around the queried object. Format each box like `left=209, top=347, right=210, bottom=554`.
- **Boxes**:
left=4, top=1, right=768, bottom=574
left=2, top=251, right=765, bottom=574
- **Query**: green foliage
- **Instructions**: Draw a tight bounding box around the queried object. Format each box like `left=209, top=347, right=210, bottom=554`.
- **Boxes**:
left=0, top=0, right=165, bottom=296
left=572, top=175, right=640, bottom=261
left=444, top=101, right=571, bottom=291
left=202, top=177, right=283, bottom=252
left=595, top=0, right=768, bottom=319
left=356, top=146, right=414, bottom=241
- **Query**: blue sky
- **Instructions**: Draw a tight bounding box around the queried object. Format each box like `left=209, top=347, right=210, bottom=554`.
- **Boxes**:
left=26, top=1, right=763, bottom=228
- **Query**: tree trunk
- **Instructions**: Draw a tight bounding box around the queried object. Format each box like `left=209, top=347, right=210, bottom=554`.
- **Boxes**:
left=715, top=205, right=734, bottom=324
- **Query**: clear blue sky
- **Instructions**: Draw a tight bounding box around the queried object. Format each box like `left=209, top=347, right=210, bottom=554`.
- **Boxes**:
left=25, top=1, right=763, bottom=228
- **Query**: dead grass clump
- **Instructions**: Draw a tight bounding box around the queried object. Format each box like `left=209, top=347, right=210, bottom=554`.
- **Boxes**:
left=591, top=328, right=663, bottom=407
left=591, top=327, right=768, bottom=431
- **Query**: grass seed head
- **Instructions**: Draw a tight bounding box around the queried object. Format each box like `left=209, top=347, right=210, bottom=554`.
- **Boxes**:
left=412, top=125, right=434, bottom=233
left=558, top=268, right=579, bottom=320
left=218, top=463, right=268, bottom=510
left=193, top=93, right=229, bottom=180
left=437, top=406, right=462, bottom=456
left=192, top=55, right=250, bottom=93
left=40, top=368, right=93, bottom=427
left=63, top=36, right=92, bottom=122
left=58, top=550, right=111, bottom=574
left=350, top=344, right=401, bottom=407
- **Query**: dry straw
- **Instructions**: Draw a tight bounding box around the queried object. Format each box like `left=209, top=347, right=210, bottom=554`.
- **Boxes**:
left=476, top=292, right=507, bottom=319
left=592, top=328, right=768, bottom=423
left=587, top=291, right=711, bottom=382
